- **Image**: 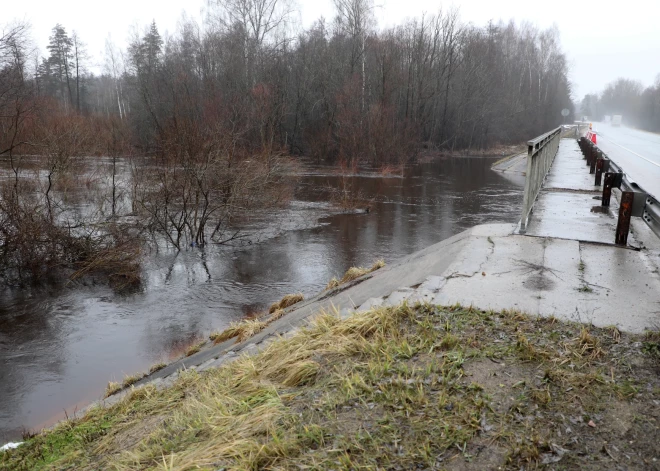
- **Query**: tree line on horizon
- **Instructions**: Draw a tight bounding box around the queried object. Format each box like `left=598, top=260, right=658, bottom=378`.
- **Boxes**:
left=580, top=77, right=660, bottom=132
left=5, top=0, right=573, bottom=165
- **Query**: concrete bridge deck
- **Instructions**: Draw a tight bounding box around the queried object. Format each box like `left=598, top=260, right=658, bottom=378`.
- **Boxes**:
left=525, top=139, right=621, bottom=244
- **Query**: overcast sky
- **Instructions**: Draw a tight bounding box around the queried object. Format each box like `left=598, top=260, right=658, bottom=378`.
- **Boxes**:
left=4, top=0, right=659, bottom=99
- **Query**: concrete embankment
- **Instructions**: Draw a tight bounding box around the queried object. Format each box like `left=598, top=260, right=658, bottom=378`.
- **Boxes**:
left=491, top=151, right=527, bottom=175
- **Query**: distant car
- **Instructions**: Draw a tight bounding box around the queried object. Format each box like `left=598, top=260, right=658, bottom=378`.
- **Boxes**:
left=612, top=115, right=622, bottom=127
left=604, top=115, right=611, bottom=123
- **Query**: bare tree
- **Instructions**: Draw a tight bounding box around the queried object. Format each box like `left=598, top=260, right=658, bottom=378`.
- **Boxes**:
left=104, top=38, right=127, bottom=119
left=333, top=0, right=374, bottom=112
left=71, top=31, right=88, bottom=113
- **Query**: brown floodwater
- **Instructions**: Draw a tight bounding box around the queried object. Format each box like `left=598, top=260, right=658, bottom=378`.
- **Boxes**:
left=0, top=157, right=524, bottom=442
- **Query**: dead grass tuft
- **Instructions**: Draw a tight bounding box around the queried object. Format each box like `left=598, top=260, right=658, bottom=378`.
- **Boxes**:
left=121, top=373, right=144, bottom=389
left=574, top=326, right=604, bottom=360
left=269, top=293, right=304, bottom=313
left=148, top=362, right=167, bottom=375
left=268, top=308, right=286, bottom=322
left=104, top=381, right=121, bottom=398
left=378, top=164, right=404, bottom=177
left=515, top=333, right=550, bottom=362
left=645, top=330, right=660, bottom=342
left=607, top=325, right=621, bottom=343
left=439, top=332, right=460, bottom=350
left=325, top=259, right=385, bottom=290
left=208, top=331, right=222, bottom=342
left=70, top=239, right=142, bottom=292
left=209, top=306, right=294, bottom=347
left=212, top=319, right=268, bottom=344
left=185, top=341, right=206, bottom=357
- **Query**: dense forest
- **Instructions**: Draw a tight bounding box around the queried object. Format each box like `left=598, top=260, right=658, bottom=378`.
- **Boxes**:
left=0, top=0, right=574, bottom=286
left=5, top=1, right=573, bottom=162
left=580, top=77, right=660, bottom=132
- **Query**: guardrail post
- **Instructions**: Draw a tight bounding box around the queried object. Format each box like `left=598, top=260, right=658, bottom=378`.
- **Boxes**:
left=589, top=146, right=597, bottom=174
left=585, top=142, right=590, bottom=164
left=579, top=137, right=586, bottom=156
left=602, top=172, right=623, bottom=207
left=595, top=153, right=605, bottom=185
left=615, top=191, right=634, bottom=246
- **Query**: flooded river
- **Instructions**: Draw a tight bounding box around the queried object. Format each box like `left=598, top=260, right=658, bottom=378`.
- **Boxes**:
left=0, top=156, right=524, bottom=441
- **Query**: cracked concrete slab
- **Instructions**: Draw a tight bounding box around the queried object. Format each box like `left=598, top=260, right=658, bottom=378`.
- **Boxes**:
left=525, top=192, right=622, bottom=244
left=433, top=232, right=660, bottom=332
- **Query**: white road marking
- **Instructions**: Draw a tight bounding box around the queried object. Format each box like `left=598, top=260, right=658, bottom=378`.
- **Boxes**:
left=598, top=134, right=660, bottom=168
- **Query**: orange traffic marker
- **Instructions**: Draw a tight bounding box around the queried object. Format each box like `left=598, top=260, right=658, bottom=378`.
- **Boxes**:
left=586, top=130, right=597, bottom=144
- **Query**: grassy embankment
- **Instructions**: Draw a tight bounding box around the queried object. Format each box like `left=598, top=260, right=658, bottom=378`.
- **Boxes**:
left=2, top=300, right=659, bottom=470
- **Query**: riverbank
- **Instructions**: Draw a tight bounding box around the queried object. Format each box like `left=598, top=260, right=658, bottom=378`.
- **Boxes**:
left=2, top=301, right=659, bottom=470
left=0, top=156, right=524, bottom=442
left=3, top=214, right=660, bottom=467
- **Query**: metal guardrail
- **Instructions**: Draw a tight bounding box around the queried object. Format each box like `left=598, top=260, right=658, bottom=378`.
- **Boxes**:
left=577, top=136, right=660, bottom=245
left=519, top=126, right=562, bottom=232
left=644, top=196, right=660, bottom=236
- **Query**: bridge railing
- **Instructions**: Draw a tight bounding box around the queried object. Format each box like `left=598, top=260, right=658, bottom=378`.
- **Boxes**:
left=519, top=126, right=562, bottom=232
left=577, top=137, right=660, bottom=245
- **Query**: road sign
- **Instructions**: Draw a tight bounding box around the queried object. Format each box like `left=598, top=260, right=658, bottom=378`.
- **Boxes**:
left=561, top=108, right=569, bottom=117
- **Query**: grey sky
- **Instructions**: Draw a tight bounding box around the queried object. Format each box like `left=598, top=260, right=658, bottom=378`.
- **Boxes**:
left=5, top=0, right=660, bottom=99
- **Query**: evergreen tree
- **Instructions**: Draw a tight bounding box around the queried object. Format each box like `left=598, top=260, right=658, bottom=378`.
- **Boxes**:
left=46, top=24, right=74, bottom=108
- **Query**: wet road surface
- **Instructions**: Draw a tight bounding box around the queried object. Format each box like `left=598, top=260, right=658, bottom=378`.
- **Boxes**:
left=595, top=122, right=660, bottom=197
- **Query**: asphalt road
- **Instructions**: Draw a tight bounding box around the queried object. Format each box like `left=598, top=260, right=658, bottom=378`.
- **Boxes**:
left=594, top=122, right=660, bottom=198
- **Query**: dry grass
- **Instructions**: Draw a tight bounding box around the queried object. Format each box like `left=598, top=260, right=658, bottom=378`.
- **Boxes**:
left=148, top=363, right=167, bottom=375
left=326, top=259, right=385, bottom=290
left=104, top=381, right=121, bottom=398
left=105, top=371, right=150, bottom=399
left=4, top=304, right=659, bottom=471
left=121, top=373, right=144, bottom=389
left=211, top=319, right=268, bottom=344
left=185, top=341, right=206, bottom=357
left=269, top=293, right=304, bottom=314
left=209, top=308, right=291, bottom=347
left=208, top=331, right=222, bottom=342
left=268, top=308, right=286, bottom=321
